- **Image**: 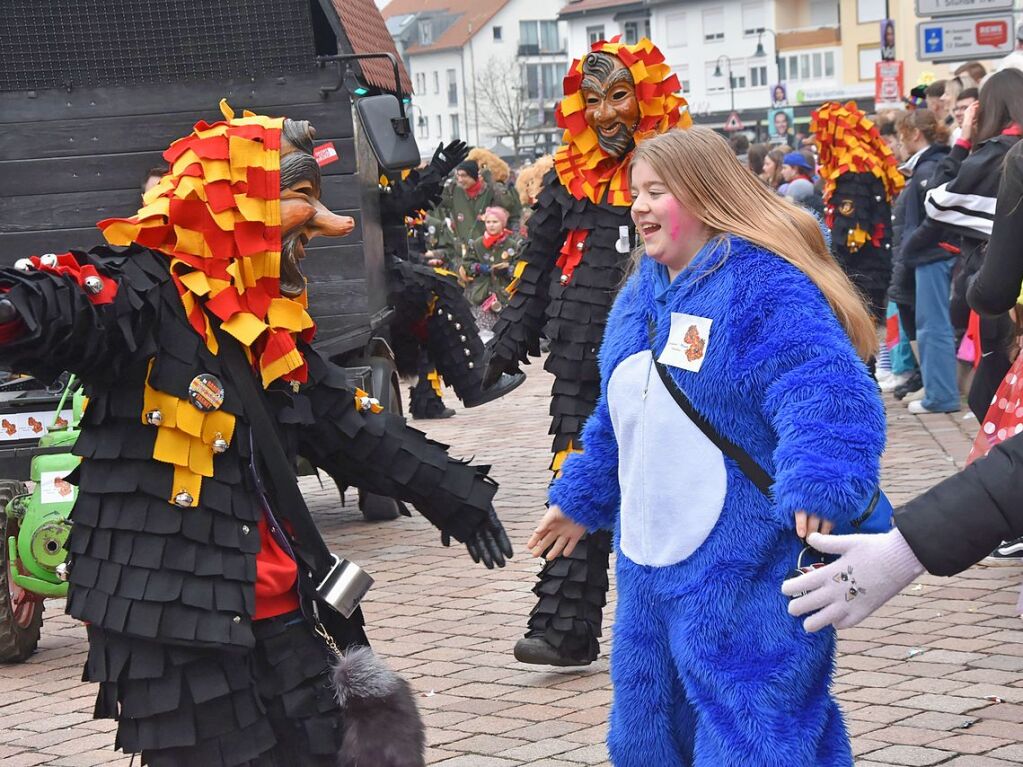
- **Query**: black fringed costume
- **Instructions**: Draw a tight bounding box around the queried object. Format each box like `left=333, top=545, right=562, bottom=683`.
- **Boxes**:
left=812, top=102, right=903, bottom=327
left=378, top=147, right=514, bottom=414
left=0, top=105, right=512, bottom=765
left=0, top=245, right=501, bottom=764
left=487, top=38, right=688, bottom=665
left=827, top=172, right=893, bottom=323
left=489, top=171, right=627, bottom=661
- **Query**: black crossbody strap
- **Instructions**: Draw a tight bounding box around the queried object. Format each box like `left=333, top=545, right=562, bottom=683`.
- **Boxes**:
left=652, top=357, right=774, bottom=498
left=213, top=324, right=333, bottom=579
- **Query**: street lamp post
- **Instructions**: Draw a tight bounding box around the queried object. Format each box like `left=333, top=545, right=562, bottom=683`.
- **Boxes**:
left=754, top=28, right=782, bottom=97
left=712, top=55, right=735, bottom=114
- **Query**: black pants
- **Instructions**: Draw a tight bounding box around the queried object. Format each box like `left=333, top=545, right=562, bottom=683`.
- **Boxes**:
left=968, top=314, right=1015, bottom=421
left=85, top=612, right=343, bottom=767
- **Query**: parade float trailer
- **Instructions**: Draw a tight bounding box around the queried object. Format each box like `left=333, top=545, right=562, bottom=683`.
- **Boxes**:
left=0, top=0, right=417, bottom=660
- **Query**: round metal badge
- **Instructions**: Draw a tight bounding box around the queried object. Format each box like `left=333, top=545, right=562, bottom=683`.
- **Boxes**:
left=188, top=373, right=225, bottom=412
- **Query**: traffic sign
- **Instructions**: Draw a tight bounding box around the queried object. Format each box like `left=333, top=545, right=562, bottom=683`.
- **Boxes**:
left=875, top=60, right=904, bottom=111
left=916, top=14, right=1014, bottom=62
left=724, top=111, right=744, bottom=132
left=916, top=0, right=1013, bottom=18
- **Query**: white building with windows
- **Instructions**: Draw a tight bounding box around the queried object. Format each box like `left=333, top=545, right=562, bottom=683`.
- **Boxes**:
left=384, top=0, right=570, bottom=158
left=559, top=0, right=864, bottom=130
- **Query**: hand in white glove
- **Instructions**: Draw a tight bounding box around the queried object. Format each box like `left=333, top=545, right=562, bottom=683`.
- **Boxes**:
left=782, top=529, right=925, bottom=632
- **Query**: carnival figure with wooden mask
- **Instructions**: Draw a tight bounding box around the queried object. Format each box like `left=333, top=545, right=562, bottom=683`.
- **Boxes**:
left=482, top=38, right=690, bottom=666
left=0, top=102, right=511, bottom=766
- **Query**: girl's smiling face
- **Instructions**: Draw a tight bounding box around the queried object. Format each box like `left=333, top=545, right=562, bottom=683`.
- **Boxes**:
left=629, top=159, right=711, bottom=279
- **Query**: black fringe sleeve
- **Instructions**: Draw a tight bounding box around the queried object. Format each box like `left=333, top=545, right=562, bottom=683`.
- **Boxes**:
left=298, top=351, right=497, bottom=543
left=489, top=170, right=565, bottom=365
left=0, top=246, right=165, bottom=385
left=379, top=167, right=448, bottom=221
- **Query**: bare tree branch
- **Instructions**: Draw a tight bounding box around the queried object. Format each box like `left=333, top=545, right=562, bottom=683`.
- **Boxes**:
left=471, top=57, right=533, bottom=155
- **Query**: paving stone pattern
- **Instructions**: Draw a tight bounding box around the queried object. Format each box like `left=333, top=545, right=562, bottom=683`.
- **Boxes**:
left=1, top=362, right=1020, bottom=766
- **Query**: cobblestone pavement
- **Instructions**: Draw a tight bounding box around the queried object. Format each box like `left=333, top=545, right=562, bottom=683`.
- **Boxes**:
left=1, top=361, right=1021, bottom=767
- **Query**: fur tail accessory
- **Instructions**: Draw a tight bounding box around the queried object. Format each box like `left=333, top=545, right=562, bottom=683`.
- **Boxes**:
left=330, top=646, right=426, bottom=767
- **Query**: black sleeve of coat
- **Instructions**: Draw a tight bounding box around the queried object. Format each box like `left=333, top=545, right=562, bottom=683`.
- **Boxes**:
left=967, top=144, right=1023, bottom=316
left=900, top=217, right=946, bottom=271
left=928, top=141, right=969, bottom=188
left=0, top=247, right=162, bottom=386
left=895, top=432, right=1023, bottom=576
left=488, top=170, right=564, bottom=365
left=297, top=354, right=497, bottom=543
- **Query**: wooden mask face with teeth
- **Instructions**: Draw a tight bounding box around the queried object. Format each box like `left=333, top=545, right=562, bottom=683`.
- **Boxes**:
left=581, top=52, right=640, bottom=159
left=278, top=119, right=354, bottom=298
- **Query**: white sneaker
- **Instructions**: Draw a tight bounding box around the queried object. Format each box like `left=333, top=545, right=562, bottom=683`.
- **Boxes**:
left=908, top=400, right=959, bottom=414
left=903, top=387, right=925, bottom=404
left=879, top=372, right=912, bottom=393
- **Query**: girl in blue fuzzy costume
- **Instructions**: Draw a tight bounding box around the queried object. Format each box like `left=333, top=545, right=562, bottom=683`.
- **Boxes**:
left=528, top=127, right=887, bottom=766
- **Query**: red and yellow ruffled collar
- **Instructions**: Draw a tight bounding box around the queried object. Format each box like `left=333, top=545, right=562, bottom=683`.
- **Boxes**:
left=554, top=37, right=691, bottom=207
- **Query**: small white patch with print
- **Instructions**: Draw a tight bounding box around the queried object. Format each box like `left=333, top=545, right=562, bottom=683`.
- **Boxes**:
left=658, top=313, right=713, bottom=372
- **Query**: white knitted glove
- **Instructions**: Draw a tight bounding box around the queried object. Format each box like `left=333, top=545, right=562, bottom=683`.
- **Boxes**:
left=782, top=529, right=926, bottom=632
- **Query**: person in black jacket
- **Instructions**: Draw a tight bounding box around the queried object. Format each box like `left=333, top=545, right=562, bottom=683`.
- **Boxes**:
left=782, top=429, right=1023, bottom=630
left=967, top=138, right=1023, bottom=320
left=963, top=138, right=1023, bottom=560
left=901, top=69, right=1023, bottom=417
left=783, top=133, right=1023, bottom=623
left=889, top=110, right=952, bottom=404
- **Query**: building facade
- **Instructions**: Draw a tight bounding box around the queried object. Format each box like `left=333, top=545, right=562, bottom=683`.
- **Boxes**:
left=384, top=0, right=569, bottom=159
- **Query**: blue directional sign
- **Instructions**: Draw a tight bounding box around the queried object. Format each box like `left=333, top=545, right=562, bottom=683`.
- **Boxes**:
left=924, top=26, right=944, bottom=53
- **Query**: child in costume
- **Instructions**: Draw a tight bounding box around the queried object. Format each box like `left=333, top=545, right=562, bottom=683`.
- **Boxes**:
left=528, top=128, right=886, bottom=765
left=462, top=206, right=520, bottom=333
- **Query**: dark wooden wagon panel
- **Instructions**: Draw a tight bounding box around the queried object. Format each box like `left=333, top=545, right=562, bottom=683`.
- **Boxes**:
left=0, top=0, right=393, bottom=356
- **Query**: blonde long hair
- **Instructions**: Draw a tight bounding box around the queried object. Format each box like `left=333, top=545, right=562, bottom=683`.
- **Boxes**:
left=632, top=128, right=877, bottom=360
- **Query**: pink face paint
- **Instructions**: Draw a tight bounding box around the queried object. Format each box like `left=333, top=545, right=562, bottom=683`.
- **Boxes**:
left=666, top=197, right=684, bottom=241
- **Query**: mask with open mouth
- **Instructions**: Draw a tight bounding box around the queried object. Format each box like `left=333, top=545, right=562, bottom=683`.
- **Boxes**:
left=98, top=101, right=344, bottom=387
left=553, top=37, right=690, bottom=206
left=278, top=125, right=322, bottom=299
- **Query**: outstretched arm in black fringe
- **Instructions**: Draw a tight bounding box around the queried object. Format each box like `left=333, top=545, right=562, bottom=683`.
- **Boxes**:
left=298, top=352, right=512, bottom=569
left=483, top=170, right=565, bottom=387
left=0, top=247, right=165, bottom=386
left=379, top=141, right=469, bottom=221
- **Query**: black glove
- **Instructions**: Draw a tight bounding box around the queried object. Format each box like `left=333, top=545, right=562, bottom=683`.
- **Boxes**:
left=430, top=140, right=469, bottom=178
left=440, top=506, right=513, bottom=569
left=482, top=352, right=519, bottom=390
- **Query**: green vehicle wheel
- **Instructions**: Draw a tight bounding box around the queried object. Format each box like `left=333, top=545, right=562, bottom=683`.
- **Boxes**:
left=0, top=480, right=42, bottom=663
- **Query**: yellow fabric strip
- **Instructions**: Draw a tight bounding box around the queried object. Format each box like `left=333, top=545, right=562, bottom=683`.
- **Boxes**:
left=171, top=465, right=202, bottom=508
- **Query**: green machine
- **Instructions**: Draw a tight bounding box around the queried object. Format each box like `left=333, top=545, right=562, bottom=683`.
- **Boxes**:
left=0, top=377, right=83, bottom=661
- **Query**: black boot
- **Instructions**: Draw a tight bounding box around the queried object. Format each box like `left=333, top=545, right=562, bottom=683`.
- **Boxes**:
left=893, top=370, right=923, bottom=401
left=408, top=376, right=454, bottom=420
left=513, top=530, right=610, bottom=666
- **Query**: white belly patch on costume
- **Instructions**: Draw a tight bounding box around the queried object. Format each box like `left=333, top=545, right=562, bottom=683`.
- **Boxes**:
left=607, top=350, right=727, bottom=567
